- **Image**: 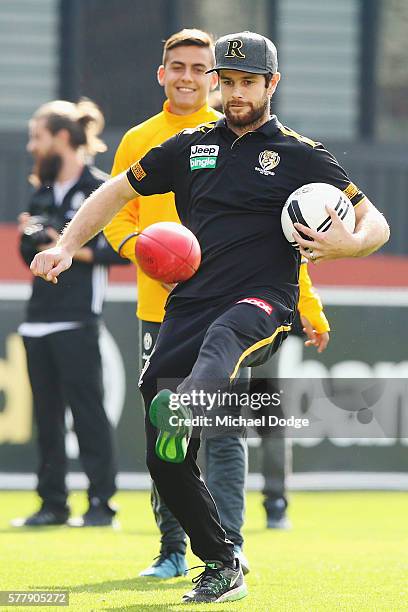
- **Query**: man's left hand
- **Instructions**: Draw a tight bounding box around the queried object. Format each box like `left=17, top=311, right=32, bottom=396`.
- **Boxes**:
left=293, top=205, right=358, bottom=264
left=300, top=315, right=329, bottom=353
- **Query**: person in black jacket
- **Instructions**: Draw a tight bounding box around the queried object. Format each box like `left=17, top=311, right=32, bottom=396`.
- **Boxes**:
left=14, top=99, right=127, bottom=527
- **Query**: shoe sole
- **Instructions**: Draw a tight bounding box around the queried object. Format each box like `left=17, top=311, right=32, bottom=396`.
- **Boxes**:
left=149, top=390, right=192, bottom=463
left=267, top=518, right=292, bottom=529
left=67, top=517, right=120, bottom=529
left=139, top=569, right=186, bottom=578
left=11, top=520, right=67, bottom=528
left=216, top=583, right=248, bottom=603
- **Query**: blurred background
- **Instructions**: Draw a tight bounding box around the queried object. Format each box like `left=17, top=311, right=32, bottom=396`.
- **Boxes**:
left=0, top=0, right=407, bottom=490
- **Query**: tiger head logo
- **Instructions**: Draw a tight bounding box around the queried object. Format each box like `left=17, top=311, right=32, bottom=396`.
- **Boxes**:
left=258, top=150, right=280, bottom=172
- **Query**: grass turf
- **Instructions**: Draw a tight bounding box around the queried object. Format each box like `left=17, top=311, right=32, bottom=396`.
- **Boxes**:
left=0, top=491, right=407, bottom=611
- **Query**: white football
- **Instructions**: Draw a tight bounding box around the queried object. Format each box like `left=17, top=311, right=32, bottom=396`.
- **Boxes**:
left=281, top=182, right=356, bottom=250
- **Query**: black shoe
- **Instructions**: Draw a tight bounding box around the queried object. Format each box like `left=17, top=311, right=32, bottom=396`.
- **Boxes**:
left=11, top=505, right=69, bottom=527
left=68, top=499, right=117, bottom=527
left=182, top=559, right=248, bottom=603
left=264, top=497, right=291, bottom=530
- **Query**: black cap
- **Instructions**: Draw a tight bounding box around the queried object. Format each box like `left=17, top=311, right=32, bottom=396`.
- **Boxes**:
left=207, top=31, right=278, bottom=75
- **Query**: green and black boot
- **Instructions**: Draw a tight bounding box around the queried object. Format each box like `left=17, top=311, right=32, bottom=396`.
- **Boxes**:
left=182, top=559, right=248, bottom=603
left=149, top=389, right=192, bottom=463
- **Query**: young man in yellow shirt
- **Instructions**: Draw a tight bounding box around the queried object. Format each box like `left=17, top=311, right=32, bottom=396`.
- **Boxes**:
left=104, top=30, right=330, bottom=579
left=105, top=29, right=222, bottom=578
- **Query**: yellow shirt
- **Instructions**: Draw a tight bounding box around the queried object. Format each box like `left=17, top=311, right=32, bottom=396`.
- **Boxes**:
left=105, top=101, right=221, bottom=322
left=298, top=262, right=330, bottom=333
left=104, top=102, right=329, bottom=333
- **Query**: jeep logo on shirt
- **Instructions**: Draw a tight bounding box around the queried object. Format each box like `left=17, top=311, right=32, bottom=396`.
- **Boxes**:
left=190, top=145, right=219, bottom=171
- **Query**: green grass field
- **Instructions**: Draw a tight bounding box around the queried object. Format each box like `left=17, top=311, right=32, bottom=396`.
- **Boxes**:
left=0, top=491, right=407, bottom=611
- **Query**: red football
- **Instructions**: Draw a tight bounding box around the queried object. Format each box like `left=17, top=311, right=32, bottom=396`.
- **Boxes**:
left=135, top=222, right=201, bottom=283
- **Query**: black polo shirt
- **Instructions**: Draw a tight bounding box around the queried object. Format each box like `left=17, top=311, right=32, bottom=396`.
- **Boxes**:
left=126, top=115, right=365, bottom=312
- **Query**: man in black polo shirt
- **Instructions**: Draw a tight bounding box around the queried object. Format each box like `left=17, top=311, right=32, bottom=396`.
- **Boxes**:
left=31, top=31, right=389, bottom=604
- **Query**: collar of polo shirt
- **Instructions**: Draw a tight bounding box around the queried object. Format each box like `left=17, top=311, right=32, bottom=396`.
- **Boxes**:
left=214, top=115, right=280, bottom=137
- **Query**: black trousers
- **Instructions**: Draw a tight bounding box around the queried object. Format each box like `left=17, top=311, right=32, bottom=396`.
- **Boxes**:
left=139, top=294, right=292, bottom=563
left=140, top=320, right=248, bottom=556
left=23, top=324, right=117, bottom=510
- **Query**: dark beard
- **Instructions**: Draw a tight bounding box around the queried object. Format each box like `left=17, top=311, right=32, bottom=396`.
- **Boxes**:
left=224, top=96, right=269, bottom=129
left=31, top=154, right=62, bottom=186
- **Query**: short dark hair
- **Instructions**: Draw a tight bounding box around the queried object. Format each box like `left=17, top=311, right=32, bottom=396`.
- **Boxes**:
left=163, top=29, right=214, bottom=65
left=264, top=73, right=274, bottom=88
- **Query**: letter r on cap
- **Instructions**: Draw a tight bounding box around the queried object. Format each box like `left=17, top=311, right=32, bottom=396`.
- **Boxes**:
left=225, top=39, right=245, bottom=59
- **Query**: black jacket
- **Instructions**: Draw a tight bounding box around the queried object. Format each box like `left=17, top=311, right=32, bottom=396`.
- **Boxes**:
left=20, top=165, right=128, bottom=323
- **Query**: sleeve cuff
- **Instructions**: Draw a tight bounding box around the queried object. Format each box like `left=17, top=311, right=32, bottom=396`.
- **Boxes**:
left=126, top=163, right=145, bottom=193
left=118, top=232, right=138, bottom=262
